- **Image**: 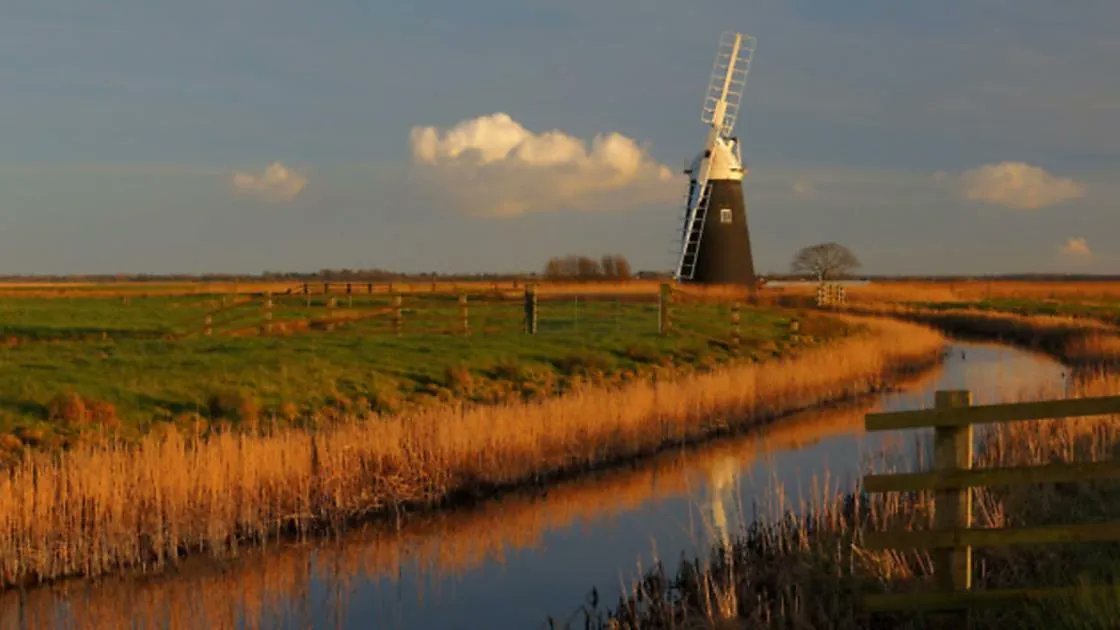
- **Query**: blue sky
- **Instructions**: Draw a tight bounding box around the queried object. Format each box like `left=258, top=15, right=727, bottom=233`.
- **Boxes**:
left=1, top=0, right=1116, bottom=275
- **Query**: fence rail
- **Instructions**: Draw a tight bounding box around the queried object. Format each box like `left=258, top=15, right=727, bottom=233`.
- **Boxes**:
left=862, top=390, right=1120, bottom=615
left=182, top=283, right=766, bottom=345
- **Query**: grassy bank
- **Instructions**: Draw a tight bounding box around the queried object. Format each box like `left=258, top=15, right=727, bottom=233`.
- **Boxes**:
left=590, top=372, right=1120, bottom=628
left=0, top=292, right=837, bottom=450
left=0, top=317, right=942, bottom=587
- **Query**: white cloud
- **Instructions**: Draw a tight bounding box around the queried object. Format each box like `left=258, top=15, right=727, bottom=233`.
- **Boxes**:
left=231, top=162, right=308, bottom=202
left=959, top=161, right=1084, bottom=210
left=409, top=113, right=675, bottom=217
left=1059, top=236, right=1092, bottom=258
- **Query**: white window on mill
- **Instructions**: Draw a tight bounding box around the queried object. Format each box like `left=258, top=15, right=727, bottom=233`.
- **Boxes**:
left=719, top=208, right=733, bottom=224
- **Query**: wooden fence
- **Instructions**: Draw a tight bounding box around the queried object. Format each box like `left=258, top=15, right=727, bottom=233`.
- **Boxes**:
left=186, top=283, right=760, bottom=343
left=862, top=390, right=1120, bottom=614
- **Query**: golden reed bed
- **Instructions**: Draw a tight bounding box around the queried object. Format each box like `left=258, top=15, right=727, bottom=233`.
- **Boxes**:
left=844, top=303, right=1120, bottom=364
left=0, top=317, right=943, bottom=588
left=0, top=394, right=897, bottom=630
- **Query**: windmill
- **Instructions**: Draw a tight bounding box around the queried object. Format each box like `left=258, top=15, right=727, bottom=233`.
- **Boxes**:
left=675, top=32, right=757, bottom=285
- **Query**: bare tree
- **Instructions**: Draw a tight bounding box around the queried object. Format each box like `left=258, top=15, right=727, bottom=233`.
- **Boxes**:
left=600, top=255, right=617, bottom=279
left=790, top=242, right=861, bottom=281
left=613, top=256, right=632, bottom=280
left=544, top=258, right=565, bottom=280
left=576, top=256, right=601, bottom=279
left=543, top=254, right=631, bottom=280
left=599, top=254, right=633, bottom=280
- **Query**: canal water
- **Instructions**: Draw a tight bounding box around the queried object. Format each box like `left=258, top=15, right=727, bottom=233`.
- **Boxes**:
left=7, top=342, right=1069, bottom=629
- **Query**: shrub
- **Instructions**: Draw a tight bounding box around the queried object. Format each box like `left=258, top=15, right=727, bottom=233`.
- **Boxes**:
left=444, top=365, right=475, bottom=395
left=351, top=396, right=372, bottom=417
left=623, top=343, right=660, bottom=363
left=279, top=402, right=300, bottom=423
left=368, top=381, right=403, bottom=414
left=46, top=392, right=89, bottom=427
left=88, top=400, right=120, bottom=431
left=489, top=358, right=529, bottom=382
left=553, top=351, right=610, bottom=376
left=14, top=426, right=46, bottom=446
left=206, top=390, right=260, bottom=427
left=0, top=433, right=21, bottom=453
left=173, top=413, right=208, bottom=439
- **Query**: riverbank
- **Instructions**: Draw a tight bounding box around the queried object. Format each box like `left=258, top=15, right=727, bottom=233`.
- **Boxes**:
left=0, top=316, right=942, bottom=587
left=592, top=371, right=1120, bottom=628
left=845, top=303, right=1120, bottom=366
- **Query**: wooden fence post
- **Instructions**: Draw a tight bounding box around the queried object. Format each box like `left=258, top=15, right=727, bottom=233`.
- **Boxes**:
left=204, top=314, right=213, bottom=337
left=658, top=283, right=672, bottom=335
left=326, top=296, right=337, bottom=332
left=392, top=293, right=403, bottom=336
left=525, top=285, right=538, bottom=335
left=934, top=390, right=974, bottom=597
left=730, top=303, right=741, bottom=352
left=262, top=292, right=273, bottom=335
left=459, top=294, right=470, bottom=336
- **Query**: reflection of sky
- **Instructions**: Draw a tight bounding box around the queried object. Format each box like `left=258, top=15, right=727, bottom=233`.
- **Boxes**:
left=311, top=341, right=1068, bottom=628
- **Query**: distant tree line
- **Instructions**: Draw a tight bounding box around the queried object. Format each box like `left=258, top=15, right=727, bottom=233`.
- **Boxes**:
left=543, top=255, right=632, bottom=280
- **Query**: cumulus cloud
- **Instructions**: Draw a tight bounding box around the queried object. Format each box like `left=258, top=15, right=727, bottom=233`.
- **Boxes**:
left=409, top=113, right=675, bottom=217
left=959, top=161, right=1084, bottom=210
left=1059, top=236, right=1092, bottom=258
left=231, top=162, right=308, bottom=202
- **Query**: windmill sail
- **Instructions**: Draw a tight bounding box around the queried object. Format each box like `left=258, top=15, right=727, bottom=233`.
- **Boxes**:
left=702, top=32, right=755, bottom=138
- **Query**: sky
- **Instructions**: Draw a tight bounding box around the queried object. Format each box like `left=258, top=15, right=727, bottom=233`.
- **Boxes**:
left=1, top=0, right=1117, bottom=276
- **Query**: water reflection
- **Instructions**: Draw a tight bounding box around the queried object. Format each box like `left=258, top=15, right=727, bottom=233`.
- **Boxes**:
left=3, top=342, right=1068, bottom=629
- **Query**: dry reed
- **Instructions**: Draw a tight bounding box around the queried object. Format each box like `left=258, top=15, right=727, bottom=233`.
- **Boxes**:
left=0, top=397, right=891, bottom=629
left=0, top=317, right=942, bottom=588
left=847, top=303, right=1120, bottom=365
left=600, top=372, right=1120, bottom=628
left=800, top=280, right=1120, bottom=305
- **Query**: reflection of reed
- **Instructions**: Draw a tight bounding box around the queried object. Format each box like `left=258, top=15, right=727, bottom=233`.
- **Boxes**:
left=3, top=397, right=887, bottom=630
left=602, top=372, right=1120, bottom=628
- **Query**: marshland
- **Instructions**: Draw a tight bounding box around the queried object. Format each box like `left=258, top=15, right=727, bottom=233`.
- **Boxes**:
left=3, top=278, right=1120, bottom=628
left=5, top=3, right=1118, bottom=627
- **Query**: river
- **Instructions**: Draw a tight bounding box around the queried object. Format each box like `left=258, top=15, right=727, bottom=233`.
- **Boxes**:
left=4, top=341, right=1069, bottom=629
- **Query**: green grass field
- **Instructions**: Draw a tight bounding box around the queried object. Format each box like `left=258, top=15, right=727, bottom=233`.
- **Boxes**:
left=0, top=292, right=845, bottom=444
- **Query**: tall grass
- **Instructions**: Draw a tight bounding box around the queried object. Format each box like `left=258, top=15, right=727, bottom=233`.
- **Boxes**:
left=0, top=317, right=942, bottom=587
left=847, top=303, right=1120, bottom=365
left=0, top=397, right=895, bottom=629
left=782, top=280, right=1120, bottom=305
